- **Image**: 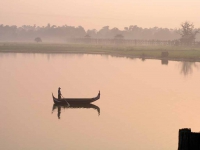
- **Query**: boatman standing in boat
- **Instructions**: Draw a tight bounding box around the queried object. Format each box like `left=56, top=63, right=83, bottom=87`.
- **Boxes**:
left=58, top=87, right=62, bottom=99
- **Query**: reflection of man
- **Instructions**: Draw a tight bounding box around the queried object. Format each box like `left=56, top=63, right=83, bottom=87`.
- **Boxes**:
left=58, top=106, right=61, bottom=119
left=58, top=87, right=61, bottom=99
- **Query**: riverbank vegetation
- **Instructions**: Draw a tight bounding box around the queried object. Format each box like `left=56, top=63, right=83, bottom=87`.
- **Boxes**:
left=1, top=42, right=200, bottom=61
left=1, top=22, right=200, bottom=61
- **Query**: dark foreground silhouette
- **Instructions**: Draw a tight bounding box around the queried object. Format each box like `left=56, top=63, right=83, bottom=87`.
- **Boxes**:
left=178, top=128, right=200, bottom=150
left=52, top=103, right=100, bottom=119
left=52, top=91, right=100, bottom=105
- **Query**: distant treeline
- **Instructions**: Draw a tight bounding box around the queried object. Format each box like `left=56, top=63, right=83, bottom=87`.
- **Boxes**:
left=0, top=24, right=200, bottom=42
left=71, top=38, right=183, bottom=46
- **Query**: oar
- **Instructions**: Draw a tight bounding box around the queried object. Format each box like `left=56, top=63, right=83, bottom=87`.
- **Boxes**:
left=61, top=95, right=70, bottom=107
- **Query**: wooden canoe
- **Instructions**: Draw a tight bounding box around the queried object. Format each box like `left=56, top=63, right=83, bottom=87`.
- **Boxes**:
left=52, top=91, right=100, bottom=104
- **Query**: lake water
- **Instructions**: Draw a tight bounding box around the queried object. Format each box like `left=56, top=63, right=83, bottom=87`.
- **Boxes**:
left=0, top=53, right=200, bottom=150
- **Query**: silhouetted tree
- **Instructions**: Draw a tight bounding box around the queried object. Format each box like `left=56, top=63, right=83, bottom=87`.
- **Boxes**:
left=114, top=34, right=124, bottom=39
left=87, top=29, right=97, bottom=38
left=97, top=26, right=110, bottom=38
left=84, top=34, right=91, bottom=38
left=34, top=37, right=42, bottom=43
left=114, top=34, right=124, bottom=44
left=179, top=21, right=200, bottom=45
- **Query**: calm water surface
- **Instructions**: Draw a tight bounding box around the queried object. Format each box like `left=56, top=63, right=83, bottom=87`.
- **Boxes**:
left=0, top=53, right=200, bottom=150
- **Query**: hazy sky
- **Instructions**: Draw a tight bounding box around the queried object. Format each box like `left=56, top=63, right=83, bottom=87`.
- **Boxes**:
left=0, top=0, right=199, bottom=30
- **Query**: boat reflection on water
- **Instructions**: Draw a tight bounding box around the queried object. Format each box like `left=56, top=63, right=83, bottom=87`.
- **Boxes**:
left=52, top=103, right=100, bottom=119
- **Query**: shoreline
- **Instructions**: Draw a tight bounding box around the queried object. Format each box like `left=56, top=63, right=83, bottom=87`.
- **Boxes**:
left=1, top=43, right=200, bottom=62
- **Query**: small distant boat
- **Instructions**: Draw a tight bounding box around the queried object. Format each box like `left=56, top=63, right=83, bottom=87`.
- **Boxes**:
left=52, top=91, right=100, bottom=104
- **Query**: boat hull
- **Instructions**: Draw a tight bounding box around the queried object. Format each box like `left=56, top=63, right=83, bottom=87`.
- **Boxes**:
left=52, top=91, right=100, bottom=105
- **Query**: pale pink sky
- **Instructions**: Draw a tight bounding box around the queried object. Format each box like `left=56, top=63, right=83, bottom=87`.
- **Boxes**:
left=0, top=0, right=199, bottom=30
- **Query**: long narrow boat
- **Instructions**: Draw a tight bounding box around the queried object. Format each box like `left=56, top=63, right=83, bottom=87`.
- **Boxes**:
left=52, top=91, right=100, bottom=104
